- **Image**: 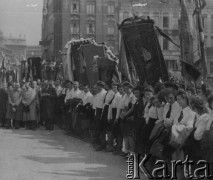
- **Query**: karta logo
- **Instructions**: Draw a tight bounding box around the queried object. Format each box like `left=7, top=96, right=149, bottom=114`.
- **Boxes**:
left=126, top=154, right=212, bottom=179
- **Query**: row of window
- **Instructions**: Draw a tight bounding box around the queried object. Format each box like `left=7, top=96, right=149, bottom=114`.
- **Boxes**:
left=123, top=12, right=213, bottom=32
left=70, top=24, right=115, bottom=34
left=71, top=2, right=115, bottom=14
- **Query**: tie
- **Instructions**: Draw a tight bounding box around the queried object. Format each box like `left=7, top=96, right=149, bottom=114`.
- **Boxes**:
left=103, top=91, right=109, bottom=104
left=178, top=111, right=183, bottom=123
left=166, top=104, right=172, bottom=118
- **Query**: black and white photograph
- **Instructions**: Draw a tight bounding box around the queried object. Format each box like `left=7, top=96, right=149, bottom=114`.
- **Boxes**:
left=0, top=0, right=213, bottom=179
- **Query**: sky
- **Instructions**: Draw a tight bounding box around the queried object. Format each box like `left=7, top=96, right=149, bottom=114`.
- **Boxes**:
left=0, top=0, right=43, bottom=45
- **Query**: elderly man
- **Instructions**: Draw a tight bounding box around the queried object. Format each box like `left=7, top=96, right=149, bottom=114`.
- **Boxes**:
left=6, top=82, right=23, bottom=129
left=22, top=82, right=37, bottom=130
left=0, top=83, right=8, bottom=127
left=41, top=80, right=57, bottom=131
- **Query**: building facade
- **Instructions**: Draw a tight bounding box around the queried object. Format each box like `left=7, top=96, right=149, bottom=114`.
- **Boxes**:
left=41, top=0, right=213, bottom=74
left=40, top=0, right=55, bottom=60
left=26, top=46, right=43, bottom=58
left=3, top=34, right=27, bottom=65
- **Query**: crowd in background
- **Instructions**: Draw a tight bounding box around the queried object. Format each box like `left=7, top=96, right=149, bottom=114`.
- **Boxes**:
left=0, top=79, right=213, bottom=178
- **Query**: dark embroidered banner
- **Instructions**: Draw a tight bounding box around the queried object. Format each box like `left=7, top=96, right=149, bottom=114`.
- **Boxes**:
left=119, top=17, right=168, bottom=86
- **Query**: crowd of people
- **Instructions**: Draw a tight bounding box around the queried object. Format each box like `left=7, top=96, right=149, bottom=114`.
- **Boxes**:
left=0, top=79, right=213, bottom=178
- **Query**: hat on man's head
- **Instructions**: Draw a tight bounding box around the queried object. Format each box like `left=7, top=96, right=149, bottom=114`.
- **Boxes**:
left=122, top=81, right=134, bottom=89
left=96, top=81, right=105, bottom=88
left=65, top=80, right=72, bottom=85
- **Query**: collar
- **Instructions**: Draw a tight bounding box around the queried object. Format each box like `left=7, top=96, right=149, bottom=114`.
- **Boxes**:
left=182, top=106, right=191, bottom=114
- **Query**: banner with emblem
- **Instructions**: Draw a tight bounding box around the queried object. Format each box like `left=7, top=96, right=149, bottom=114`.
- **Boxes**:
left=119, top=17, right=169, bottom=86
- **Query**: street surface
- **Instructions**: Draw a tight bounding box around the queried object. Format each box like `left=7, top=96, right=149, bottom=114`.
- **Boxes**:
left=0, top=127, right=129, bottom=180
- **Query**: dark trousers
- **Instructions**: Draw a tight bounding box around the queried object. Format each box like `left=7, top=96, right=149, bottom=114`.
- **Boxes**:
left=107, top=108, right=117, bottom=148
left=13, top=120, right=20, bottom=129
left=94, top=108, right=103, bottom=145
left=45, top=118, right=54, bottom=130
left=6, top=119, right=12, bottom=128
left=26, top=121, right=37, bottom=130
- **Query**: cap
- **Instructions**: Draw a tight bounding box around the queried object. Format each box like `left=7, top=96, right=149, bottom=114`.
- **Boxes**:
left=96, top=81, right=105, bottom=88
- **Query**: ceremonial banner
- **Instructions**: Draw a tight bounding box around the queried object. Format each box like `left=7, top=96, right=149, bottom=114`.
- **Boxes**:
left=27, top=57, right=42, bottom=81
left=119, top=17, right=168, bottom=85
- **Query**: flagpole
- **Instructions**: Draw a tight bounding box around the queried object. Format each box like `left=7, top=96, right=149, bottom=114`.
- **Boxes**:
left=196, top=0, right=208, bottom=80
left=129, top=0, right=135, bottom=17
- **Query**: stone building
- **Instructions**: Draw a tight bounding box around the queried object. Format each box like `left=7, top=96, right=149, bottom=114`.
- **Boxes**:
left=26, top=46, right=43, bottom=58
left=41, top=0, right=213, bottom=73
left=3, top=34, right=27, bottom=65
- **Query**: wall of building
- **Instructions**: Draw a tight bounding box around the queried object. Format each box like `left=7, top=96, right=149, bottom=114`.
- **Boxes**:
left=41, top=0, right=213, bottom=75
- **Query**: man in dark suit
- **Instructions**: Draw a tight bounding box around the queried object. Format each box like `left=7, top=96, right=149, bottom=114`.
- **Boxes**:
left=41, top=80, right=57, bottom=130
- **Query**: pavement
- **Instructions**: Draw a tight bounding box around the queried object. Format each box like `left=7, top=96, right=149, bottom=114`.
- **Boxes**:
left=0, top=127, right=129, bottom=180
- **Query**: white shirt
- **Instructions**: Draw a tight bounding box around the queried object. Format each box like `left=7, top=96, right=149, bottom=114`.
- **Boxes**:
left=64, top=88, right=73, bottom=103
left=110, top=92, right=121, bottom=108
left=174, top=106, right=196, bottom=129
left=146, top=106, right=164, bottom=124
left=171, top=107, right=196, bottom=147
left=56, top=86, right=62, bottom=97
left=163, top=101, right=182, bottom=127
left=103, top=89, right=115, bottom=106
left=61, top=88, right=67, bottom=95
left=92, top=94, right=97, bottom=110
left=108, top=92, right=122, bottom=119
left=71, top=88, right=82, bottom=99
left=123, top=92, right=136, bottom=109
left=194, top=113, right=210, bottom=140
left=116, top=94, right=126, bottom=119
left=93, top=89, right=107, bottom=109
left=144, top=102, right=151, bottom=120
left=82, top=91, right=93, bottom=106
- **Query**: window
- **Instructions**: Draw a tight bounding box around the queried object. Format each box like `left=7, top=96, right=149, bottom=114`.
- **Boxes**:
left=210, top=62, right=213, bottom=73
left=166, top=60, right=178, bottom=70
left=108, top=3, right=115, bottom=14
left=86, top=3, right=95, bottom=14
left=71, top=23, right=79, bottom=34
left=107, top=27, right=115, bottom=34
left=163, top=39, right=169, bottom=50
left=135, top=11, right=140, bottom=17
left=123, top=11, right=129, bottom=20
left=153, top=12, right=160, bottom=26
left=143, top=12, right=149, bottom=18
left=163, top=13, right=169, bottom=28
left=173, top=13, right=179, bottom=29
left=71, top=1, right=79, bottom=13
left=87, top=24, right=95, bottom=34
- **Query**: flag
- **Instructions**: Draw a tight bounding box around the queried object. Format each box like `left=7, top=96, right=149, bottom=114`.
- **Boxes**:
left=181, top=61, right=201, bottom=81
left=194, top=0, right=208, bottom=79
left=119, top=17, right=168, bottom=86
left=179, top=0, right=194, bottom=65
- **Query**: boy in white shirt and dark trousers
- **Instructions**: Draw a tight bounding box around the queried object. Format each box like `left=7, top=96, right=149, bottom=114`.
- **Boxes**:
left=93, top=81, right=107, bottom=151
left=106, top=82, right=121, bottom=152
left=95, top=81, right=116, bottom=151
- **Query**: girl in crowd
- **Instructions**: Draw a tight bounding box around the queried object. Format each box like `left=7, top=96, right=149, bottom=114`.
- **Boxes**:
left=120, top=82, right=136, bottom=155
